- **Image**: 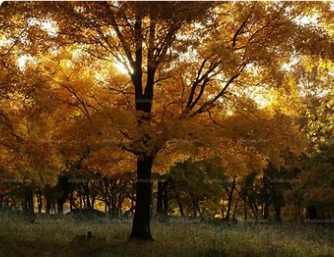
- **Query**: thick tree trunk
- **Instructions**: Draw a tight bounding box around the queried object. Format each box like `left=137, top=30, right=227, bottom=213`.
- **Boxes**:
left=130, top=155, right=154, bottom=240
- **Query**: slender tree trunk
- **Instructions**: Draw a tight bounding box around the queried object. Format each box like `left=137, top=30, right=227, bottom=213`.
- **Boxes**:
left=110, top=197, right=117, bottom=217
left=105, top=201, right=108, bottom=213
left=191, top=199, right=198, bottom=218
left=131, top=194, right=134, bottom=214
left=91, top=194, right=96, bottom=209
left=244, top=204, right=248, bottom=221
left=79, top=193, right=83, bottom=209
left=44, top=185, right=52, bottom=215
left=156, top=179, right=168, bottom=217
left=262, top=168, right=272, bottom=221
left=36, top=189, right=42, bottom=214
left=69, top=192, right=74, bottom=211
left=274, top=204, right=281, bottom=223
left=84, top=182, right=91, bottom=209
left=46, top=200, right=51, bottom=215
left=12, top=197, right=16, bottom=210
left=263, top=202, right=270, bottom=220
left=232, top=198, right=239, bottom=221
left=117, top=197, right=123, bottom=217
left=130, top=154, right=154, bottom=240
left=307, top=205, right=318, bottom=220
left=177, top=197, right=184, bottom=217
left=23, top=185, right=35, bottom=223
left=225, top=177, right=236, bottom=220
left=24, top=186, right=34, bottom=215
left=162, top=183, right=168, bottom=217
left=57, top=200, right=64, bottom=214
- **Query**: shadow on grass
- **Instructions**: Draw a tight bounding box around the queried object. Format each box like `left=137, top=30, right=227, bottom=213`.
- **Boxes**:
left=1, top=236, right=332, bottom=257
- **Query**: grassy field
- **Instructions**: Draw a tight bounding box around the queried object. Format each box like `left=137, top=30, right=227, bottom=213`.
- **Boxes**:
left=0, top=217, right=334, bottom=257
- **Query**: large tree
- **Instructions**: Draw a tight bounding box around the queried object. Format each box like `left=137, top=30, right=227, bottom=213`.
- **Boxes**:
left=2, top=2, right=334, bottom=240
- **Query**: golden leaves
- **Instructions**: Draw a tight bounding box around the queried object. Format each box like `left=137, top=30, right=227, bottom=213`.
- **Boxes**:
left=1, top=1, right=333, bottom=186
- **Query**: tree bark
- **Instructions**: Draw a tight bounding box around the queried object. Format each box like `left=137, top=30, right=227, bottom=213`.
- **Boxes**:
left=57, top=199, right=64, bottom=214
left=23, top=185, right=34, bottom=215
left=157, top=179, right=168, bottom=217
left=232, top=198, right=239, bottom=221
left=274, top=203, right=281, bottom=223
left=45, top=198, right=51, bottom=215
left=244, top=204, right=248, bottom=221
left=177, top=197, right=184, bottom=217
left=23, top=185, right=35, bottom=223
left=36, top=189, right=42, bottom=214
left=225, top=177, right=236, bottom=221
left=162, top=183, right=168, bottom=217
left=130, top=155, right=154, bottom=240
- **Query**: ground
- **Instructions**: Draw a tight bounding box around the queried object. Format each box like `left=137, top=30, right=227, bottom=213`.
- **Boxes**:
left=0, top=216, right=333, bottom=257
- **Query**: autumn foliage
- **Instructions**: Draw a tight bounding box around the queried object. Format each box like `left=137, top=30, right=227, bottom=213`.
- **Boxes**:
left=1, top=2, right=334, bottom=240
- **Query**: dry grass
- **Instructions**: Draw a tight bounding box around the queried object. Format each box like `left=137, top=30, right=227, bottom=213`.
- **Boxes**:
left=0, top=217, right=333, bottom=257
